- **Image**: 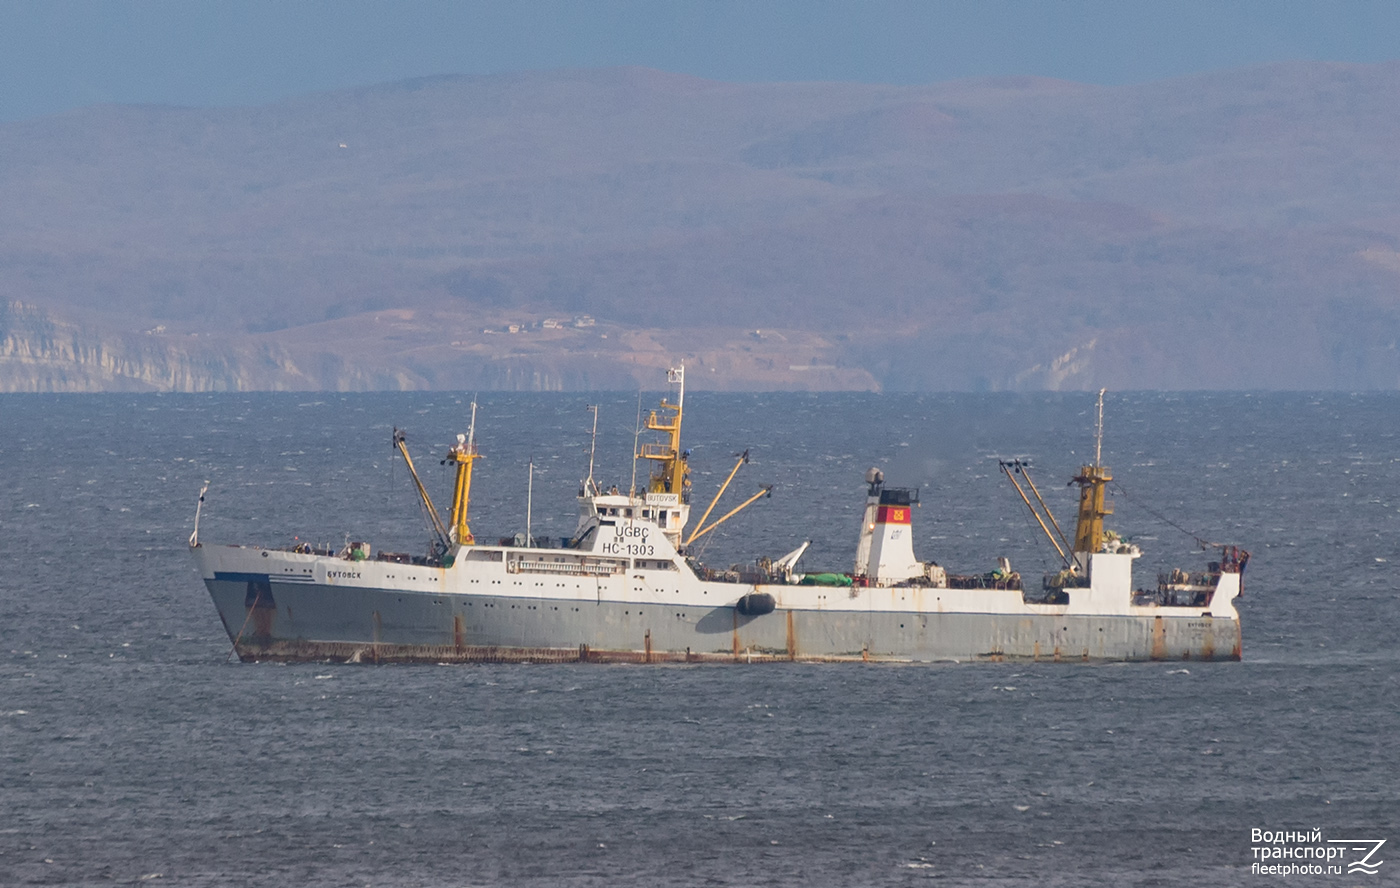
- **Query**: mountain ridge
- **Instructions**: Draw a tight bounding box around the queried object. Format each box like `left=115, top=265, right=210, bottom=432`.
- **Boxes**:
left=1, top=62, right=1397, bottom=391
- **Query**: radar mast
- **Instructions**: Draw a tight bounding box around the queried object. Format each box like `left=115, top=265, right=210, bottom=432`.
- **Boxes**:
left=1070, top=388, right=1113, bottom=560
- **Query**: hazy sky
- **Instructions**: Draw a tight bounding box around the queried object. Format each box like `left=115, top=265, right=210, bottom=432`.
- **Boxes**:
left=2, top=0, right=1397, bottom=122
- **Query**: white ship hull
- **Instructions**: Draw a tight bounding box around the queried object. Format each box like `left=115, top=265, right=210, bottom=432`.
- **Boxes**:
left=190, top=370, right=1246, bottom=664
left=193, top=542, right=1243, bottom=663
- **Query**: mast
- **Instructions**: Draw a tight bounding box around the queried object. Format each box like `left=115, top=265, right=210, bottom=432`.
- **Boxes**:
left=445, top=401, right=482, bottom=546
left=584, top=405, right=599, bottom=496
left=1070, top=389, right=1113, bottom=560
left=1095, top=387, right=1105, bottom=467
left=188, top=481, right=209, bottom=548
left=638, top=365, right=689, bottom=502
left=629, top=391, right=642, bottom=498
left=525, top=458, right=534, bottom=547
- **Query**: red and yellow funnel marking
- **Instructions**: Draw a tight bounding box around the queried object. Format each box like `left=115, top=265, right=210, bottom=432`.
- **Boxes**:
left=875, top=506, right=911, bottom=524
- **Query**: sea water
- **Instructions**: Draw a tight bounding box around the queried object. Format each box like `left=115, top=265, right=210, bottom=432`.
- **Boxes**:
left=1, top=391, right=1396, bottom=886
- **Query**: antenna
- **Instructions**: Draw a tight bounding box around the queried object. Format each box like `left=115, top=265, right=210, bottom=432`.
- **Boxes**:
left=629, top=389, right=642, bottom=497
left=526, top=458, right=534, bottom=547
left=585, top=405, right=599, bottom=496
left=468, top=398, right=478, bottom=450
left=1094, top=388, right=1106, bottom=467
left=668, top=364, right=685, bottom=412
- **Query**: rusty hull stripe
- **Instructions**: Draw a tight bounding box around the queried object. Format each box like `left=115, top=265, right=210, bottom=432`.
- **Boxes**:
left=1151, top=615, right=1167, bottom=660
left=232, top=637, right=1242, bottom=664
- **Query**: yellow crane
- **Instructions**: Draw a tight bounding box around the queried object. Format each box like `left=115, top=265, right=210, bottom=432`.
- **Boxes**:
left=392, top=401, right=482, bottom=561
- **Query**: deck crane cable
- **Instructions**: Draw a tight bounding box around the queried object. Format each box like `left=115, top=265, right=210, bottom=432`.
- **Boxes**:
left=391, top=427, right=451, bottom=556
left=1012, top=479, right=1060, bottom=569
left=998, top=458, right=1071, bottom=569
left=406, top=459, right=438, bottom=545
left=387, top=431, right=429, bottom=533
left=1108, top=481, right=1220, bottom=550
left=998, top=459, right=1046, bottom=550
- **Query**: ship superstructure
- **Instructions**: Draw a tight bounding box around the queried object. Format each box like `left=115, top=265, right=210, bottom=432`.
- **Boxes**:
left=191, top=373, right=1247, bottom=663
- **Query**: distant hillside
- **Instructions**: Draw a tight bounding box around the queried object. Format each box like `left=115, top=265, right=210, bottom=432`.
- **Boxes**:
left=1, top=62, right=1398, bottom=391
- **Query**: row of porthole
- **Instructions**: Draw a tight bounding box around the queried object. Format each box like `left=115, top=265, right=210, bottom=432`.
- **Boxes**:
left=399, top=595, right=716, bottom=617
left=398, top=597, right=589, bottom=614
left=467, top=574, right=705, bottom=593
left=472, top=601, right=583, bottom=613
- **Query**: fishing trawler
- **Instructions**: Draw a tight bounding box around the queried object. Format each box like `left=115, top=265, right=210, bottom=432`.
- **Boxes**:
left=190, top=369, right=1247, bottom=663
